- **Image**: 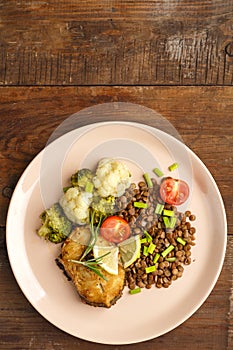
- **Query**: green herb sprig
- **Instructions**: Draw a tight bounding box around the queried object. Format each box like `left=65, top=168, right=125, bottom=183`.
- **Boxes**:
left=79, top=210, right=104, bottom=261
left=69, top=252, right=110, bottom=281
left=69, top=209, right=108, bottom=280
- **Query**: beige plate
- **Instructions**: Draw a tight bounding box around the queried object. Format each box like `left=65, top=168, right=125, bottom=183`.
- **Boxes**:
left=6, top=121, right=227, bottom=344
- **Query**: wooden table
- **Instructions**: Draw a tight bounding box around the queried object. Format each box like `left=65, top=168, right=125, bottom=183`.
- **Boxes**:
left=0, top=2, right=233, bottom=349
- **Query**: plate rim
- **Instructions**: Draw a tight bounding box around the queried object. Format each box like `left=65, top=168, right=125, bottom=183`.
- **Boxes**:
left=6, top=120, right=228, bottom=344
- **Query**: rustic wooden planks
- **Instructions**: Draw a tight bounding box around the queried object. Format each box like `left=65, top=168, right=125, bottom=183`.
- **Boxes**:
left=1, top=1, right=233, bottom=85
left=1, top=86, right=232, bottom=227
left=1, top=1, right=233, bottom=348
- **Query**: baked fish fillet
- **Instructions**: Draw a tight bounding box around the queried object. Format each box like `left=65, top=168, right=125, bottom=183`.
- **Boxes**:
left=56, top=226, right=125, bottom=308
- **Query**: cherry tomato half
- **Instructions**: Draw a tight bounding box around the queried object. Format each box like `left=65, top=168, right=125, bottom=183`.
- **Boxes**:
left=159, top=177, right=189, bottom=206
left=100, top=216, right=131, bottom=243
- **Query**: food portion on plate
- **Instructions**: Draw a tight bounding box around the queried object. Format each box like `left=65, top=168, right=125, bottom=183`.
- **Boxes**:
left=37, top=158, right=196, bottom=308
left=56, top=227, right=126, bottom=308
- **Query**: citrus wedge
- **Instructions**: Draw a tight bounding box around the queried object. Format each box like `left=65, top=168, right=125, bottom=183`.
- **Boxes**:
left=93, top=236, right=119, bottom=275
left=118, top=235, right=141, bottom=268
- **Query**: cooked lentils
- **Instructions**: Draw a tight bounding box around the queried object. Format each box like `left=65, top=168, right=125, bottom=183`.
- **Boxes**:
left=115, top=178, right=196, bottom=290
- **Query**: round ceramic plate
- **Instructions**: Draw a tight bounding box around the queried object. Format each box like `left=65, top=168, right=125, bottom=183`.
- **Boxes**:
left=6, top=121, right=227, bottom=344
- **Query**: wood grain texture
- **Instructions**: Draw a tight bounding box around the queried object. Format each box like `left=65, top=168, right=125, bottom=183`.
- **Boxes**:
left=1, top=1, right=233, bottom=85
left=1, top=1, right=232, bottom=348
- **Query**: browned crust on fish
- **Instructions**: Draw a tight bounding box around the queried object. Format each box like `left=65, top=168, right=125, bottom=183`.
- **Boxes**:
left=56, top=226, right=125, bottom=308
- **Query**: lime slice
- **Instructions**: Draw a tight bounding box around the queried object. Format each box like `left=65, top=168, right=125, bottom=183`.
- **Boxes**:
left=118, top=235, right=141, bottom=268
left=93, top=236, right=119, bottom=275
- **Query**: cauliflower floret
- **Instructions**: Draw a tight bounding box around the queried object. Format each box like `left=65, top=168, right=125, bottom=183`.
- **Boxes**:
left=59, top=187, right=92, bottom=225
left=93, top=158, right=131, bottom=197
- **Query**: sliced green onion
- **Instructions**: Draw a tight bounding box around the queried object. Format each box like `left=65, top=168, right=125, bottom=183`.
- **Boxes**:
left=153, top=253, right=160, bottom=264
left=155, top=203, right=164, bottom=215
left=134, top=202, right=148, bottom=209
left=153, top=167, right=164, bottom=177
left=140, top=238, right=147, bottom=244
left=129, top=287, right=141, bottom=295
left=85, top=181, right=94, bottom=193
left=169, top=217, right=177, bottom=229
left=145, top=265, right=156, bottom=274
left=165, top=257, right=176, bottom=262
left=143, top=173, right=153, bottom=188
left=161, top=245, right=175, bottom=258
left=143, top=230, right=153, bottom=243
left=163, top=216, right=177, bottom=229
left=168, top=162, right=179, bottom=171
left=177, top=237, right=187, bottom=246
left=163, top=216, right=170, bottom=228
left=143, top=246, right=148, bottom=256
left=163, top=209, right=174, bottom=217
left=148, top=242, right=156, bottom=254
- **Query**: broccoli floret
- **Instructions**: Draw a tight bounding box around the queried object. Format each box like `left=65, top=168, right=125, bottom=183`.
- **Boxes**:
left=91, top=196, right=115, bottom=222
left=71, top=168, right=94, bottom=190
left=37, top=203, right=73, bottom=243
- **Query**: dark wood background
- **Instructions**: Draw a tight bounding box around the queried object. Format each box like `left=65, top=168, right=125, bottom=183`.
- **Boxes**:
left=0, top=1, right=233, bottom=349
left=1, top=0, right=233, bottom=86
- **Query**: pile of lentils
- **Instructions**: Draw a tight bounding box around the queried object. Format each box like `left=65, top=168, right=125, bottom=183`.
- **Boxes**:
left=115, top=178, right=196, bottom=290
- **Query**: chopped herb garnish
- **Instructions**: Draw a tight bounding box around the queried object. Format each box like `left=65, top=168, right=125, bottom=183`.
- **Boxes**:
left=153, top=167, right=164, bottom=177
left=168, top=162, right=179, bottom=171
left=177, top=237, right=187, bottom=246
left=163, top=216, right=176, bottom=229
left=129, top=287, right=141, bottom=295
left=143, top=246, right=149, bottom=256
left=161, top=245, right=175, bottom=258
left=143, top=173, right=153, bottom=188
left=143, top=230, right=153, bottom=243
left=163, top=216, right=170, bottom=228
left=140, top=238, right=147, bottom=244
left=165, top=257, right=176, bottom=262
left=145, top=265, right=156, bottom=273
left=134, top=202, right=148, bottom=209
left=148, top=242, right=156, bottom=254
left=169, top=217, right=177, bottom=228
left=155, top=203, right=164, bottom=215
left=153, top=253, right=160, bottom=264
left=163, top=209, right=174, bottom=217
